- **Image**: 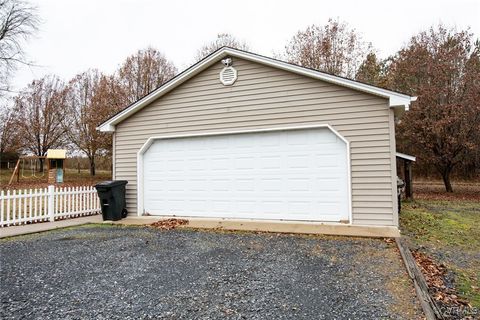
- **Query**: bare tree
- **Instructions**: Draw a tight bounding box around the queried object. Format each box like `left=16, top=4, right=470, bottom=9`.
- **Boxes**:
left=14, top=75, right=67, bottom=170
left=194, top=33, right=249, bottom=61
left=117, top=47, right=176, bottom=105
left=0, top=102, right=19, bottom=153
left=0, top=0, right=39, bottom=95
left=64, top=70, right=125, bottom=176
left=284, top=19, right=373, bottom=78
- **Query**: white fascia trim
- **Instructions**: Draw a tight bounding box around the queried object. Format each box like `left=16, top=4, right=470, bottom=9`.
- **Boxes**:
left=396, top=152, right=416, bottom=162
left=136, top=124, right=353, bottom=224
left=99, top=47, right=416, bottom=132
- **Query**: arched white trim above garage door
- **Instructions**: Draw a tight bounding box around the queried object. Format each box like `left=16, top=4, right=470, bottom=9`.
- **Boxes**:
left=137, top=124, right=352, bottom=223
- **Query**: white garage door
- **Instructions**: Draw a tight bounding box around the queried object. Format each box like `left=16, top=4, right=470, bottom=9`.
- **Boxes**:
left=142, top=127, right=349, bottom=222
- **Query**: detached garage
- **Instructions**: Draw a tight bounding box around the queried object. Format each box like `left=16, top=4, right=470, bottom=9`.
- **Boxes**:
left=98, top=47, right=415, bottom=236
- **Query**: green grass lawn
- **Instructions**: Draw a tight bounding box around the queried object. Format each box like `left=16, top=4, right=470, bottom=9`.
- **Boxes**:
left=400, top=200, right=480, bottom=308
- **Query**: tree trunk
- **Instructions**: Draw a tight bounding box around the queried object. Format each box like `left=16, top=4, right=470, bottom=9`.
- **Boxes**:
left=441, top=168, right=453, bottom=192
left=39, top=158, right=44, bottom=172
left=89, top=156, right=96, bottom=176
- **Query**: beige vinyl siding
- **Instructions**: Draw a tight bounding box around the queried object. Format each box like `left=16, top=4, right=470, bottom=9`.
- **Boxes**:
left=388, top=109, right=400, bottom=226
left=114, top=57, right=396, bottom=226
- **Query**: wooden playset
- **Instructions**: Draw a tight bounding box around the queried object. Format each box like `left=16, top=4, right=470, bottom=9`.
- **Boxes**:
left=8, top=149, right=67, bottom=185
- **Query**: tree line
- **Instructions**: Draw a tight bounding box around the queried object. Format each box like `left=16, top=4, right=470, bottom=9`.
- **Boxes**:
left=1, top=47, right=178, bottom=175
left=0, top=0, right=478, bottom=191
left=283, top=20, right=480, bottom=192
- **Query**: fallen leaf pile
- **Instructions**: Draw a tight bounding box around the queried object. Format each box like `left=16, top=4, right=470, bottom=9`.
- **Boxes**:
left=150, top=218, right=188, bottom=230
left=412, top=250, right=471, bottom=307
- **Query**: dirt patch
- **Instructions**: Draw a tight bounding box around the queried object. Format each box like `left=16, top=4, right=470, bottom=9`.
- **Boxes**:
left=385, top=261, right=424, bottom=318
left=355, top=240, right=424, bottom=319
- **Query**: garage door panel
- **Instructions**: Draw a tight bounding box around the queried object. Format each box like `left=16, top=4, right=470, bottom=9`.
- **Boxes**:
left=143, top=128, right=349, bottom=221
left=150, top=179, right=344, bottom=196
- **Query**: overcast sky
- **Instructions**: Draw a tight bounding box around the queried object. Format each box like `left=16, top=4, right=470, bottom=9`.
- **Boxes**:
left=11, top=0, right=480, bottom=94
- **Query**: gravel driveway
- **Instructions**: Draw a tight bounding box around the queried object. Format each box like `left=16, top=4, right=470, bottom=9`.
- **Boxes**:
left=1, top=225, right=422, bottom=319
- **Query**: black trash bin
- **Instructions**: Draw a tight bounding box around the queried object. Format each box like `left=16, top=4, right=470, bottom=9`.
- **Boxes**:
left=95, top=180, right=128, bottom=221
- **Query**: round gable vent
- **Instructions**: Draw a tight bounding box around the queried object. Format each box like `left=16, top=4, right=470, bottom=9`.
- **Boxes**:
left=220, top=66, right=237, bottom=86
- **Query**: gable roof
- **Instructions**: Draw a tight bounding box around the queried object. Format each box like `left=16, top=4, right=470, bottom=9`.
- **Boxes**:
left=98, top=47, right=416, bottom=132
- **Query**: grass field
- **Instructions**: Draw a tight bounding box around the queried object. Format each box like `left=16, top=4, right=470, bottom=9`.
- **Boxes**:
left=0, top=168, right=112, bottom=190
left=400, top=199, right=480, bottom=308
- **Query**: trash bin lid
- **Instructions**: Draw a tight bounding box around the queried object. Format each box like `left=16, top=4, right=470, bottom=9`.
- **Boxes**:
left=95, top=180, right=128, bottom=188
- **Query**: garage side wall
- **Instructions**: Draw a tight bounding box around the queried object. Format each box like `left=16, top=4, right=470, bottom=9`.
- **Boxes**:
left=114, top=58, right=396, bottom=226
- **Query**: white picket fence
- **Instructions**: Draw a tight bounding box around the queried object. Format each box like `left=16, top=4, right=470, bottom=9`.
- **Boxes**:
left=0, top=186, right=101, bottom=227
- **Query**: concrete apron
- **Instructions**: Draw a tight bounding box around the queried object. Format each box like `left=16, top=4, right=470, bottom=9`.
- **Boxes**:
left=0, top=216, right=399, bottom=239
left=108, top=216, right=400, bottom=238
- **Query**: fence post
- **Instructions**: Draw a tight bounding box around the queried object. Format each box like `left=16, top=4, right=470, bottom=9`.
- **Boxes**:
left=48, top=185, right=55, bottom=222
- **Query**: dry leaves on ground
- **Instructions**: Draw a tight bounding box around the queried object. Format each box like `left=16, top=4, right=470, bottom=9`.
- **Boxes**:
left=413, top=181, right=480, bottom=201
left=412, top=250, right=471, bottom=307
left=384, top=238, right=396, bottom=244
left=150, top=218, right=189, bottom=230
